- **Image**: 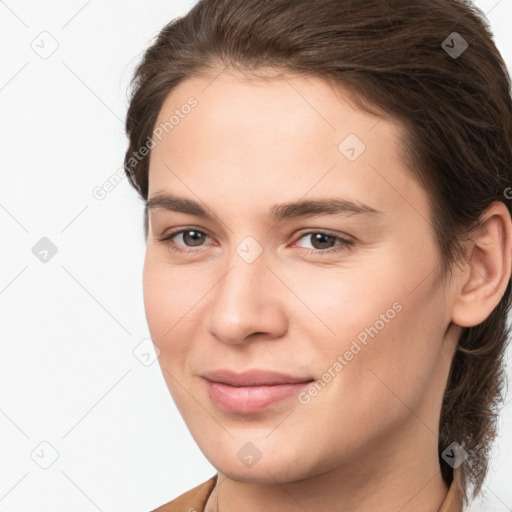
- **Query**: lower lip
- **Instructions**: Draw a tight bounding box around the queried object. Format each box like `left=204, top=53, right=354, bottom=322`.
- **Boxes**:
left=204, top=379, right=313, bottom=414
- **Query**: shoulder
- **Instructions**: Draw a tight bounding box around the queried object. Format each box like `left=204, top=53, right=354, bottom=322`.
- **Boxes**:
left=152, top=474, right=218, bottom=512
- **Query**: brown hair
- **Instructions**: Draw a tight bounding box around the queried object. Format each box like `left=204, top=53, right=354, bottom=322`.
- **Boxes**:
left=124, top=0, right=512, bottom=505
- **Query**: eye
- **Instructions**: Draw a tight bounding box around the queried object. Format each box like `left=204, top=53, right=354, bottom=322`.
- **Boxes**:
left=157, top=228, right=212, bottom=253
left=157, top=228, right=355, bottom=256
left=294, top=231, right=354, bottom=255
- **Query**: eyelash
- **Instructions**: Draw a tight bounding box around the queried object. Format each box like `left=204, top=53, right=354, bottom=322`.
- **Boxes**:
left=156, top=228, right=355, bottom=256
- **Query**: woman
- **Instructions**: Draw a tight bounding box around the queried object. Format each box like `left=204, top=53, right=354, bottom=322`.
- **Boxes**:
left=124, top=0, right=512, bottom=510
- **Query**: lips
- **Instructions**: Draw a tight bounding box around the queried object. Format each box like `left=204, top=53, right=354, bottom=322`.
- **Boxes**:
left=202, top=369, right=315, bottom=413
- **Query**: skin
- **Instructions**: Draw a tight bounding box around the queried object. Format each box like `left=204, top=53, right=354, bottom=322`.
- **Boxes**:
left=143, top=67, right=512, bottom=512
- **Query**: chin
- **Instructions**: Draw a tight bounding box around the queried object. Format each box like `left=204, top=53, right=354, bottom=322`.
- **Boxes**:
left=197, top=437, right=322, bottom=484
left=212, top=458, right=311, bottom=484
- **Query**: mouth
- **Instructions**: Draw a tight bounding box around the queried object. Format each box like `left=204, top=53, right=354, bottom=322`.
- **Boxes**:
left=201, top=369, right=315, bottom=414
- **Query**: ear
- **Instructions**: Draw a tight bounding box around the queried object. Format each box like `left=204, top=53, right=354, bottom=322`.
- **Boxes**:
left=451, top=201, right=512, bottom=328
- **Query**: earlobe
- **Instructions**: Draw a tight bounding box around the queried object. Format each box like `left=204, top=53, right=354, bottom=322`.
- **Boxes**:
left=452, top=201, right=512, bottom=328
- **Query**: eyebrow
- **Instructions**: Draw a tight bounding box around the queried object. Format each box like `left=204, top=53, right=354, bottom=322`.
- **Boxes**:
left=146, top=192, right=383, bottom=221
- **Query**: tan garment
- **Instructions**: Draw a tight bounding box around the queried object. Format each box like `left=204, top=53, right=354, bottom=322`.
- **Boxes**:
left=153, top=466, right=463, bottom=512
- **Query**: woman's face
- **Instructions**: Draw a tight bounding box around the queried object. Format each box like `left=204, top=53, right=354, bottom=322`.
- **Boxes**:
left=143, top=69, right=460, bottom=483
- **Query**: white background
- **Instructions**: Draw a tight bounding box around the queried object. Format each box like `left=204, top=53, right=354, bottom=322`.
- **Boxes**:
left=1, top=0, right=511, bottom=510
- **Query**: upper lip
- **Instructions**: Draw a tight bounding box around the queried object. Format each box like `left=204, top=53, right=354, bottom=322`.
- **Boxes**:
left=202, top=369, right=315, bottom=387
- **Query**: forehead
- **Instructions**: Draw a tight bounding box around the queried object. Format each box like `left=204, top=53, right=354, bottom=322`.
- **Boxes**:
left=147, top=69, right=430, bottom=223
left=152, top=69, right=398, bottom=158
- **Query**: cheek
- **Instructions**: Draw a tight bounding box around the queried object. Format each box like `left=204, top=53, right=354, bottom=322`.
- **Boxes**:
left=142, top=252, right=208, bottom=418
left=282, top=261, right=399, bottom=344
left=142, top=253, right=169, bottom=338
left=299, top=256, right=446, bottom=413
left=142, top=249, right=187, bottom=347
left=336, top=283, right=446, bottom=421
left=142, top=248, right=210, bottom=374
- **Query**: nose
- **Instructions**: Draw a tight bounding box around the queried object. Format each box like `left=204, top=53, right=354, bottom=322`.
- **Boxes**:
left=205, top=248, right=288, bottom=346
